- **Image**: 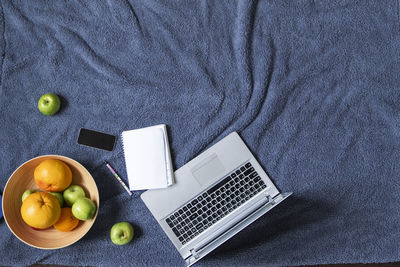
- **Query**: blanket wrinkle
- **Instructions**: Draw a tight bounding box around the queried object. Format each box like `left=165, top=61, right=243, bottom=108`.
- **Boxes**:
left=58, top=26, right=130, bottom=82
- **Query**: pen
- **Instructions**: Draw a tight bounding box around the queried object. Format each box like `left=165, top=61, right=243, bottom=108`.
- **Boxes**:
left=104, top=161, right=133, bottom=196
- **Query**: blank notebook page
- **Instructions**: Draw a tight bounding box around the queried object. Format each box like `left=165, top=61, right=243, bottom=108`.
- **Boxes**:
left=122, top=126, right=169, bottom=190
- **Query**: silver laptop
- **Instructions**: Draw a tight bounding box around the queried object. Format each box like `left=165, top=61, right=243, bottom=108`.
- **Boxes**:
left=141, top=132, right=292, bottom=266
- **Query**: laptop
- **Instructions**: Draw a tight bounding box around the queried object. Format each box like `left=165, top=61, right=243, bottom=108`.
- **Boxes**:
left=141, top=132, right=292, bottom=266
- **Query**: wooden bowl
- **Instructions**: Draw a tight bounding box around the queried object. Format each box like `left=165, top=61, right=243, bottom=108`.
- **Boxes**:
left=2, top=155, right=99, bottom=249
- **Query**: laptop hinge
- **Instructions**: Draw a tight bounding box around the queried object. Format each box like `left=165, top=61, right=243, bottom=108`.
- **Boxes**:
left=264, top=192, right=272, bottom=203
left=189, top=248, right=199, bottom=259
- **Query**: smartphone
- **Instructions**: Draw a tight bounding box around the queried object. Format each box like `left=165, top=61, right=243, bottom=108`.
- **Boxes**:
left=77, top=128, right=117, bottom=151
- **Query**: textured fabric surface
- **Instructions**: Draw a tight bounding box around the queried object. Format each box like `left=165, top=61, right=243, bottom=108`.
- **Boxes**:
left=1, top=0, right=400, bottom=266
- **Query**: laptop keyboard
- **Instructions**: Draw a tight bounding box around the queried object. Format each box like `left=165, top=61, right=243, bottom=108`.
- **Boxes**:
left=165, top=162, right=267, bottom=245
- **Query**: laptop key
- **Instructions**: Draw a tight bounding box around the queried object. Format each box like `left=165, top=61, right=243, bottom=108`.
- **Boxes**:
left=249, top=172, right=258, bottom=179
left=245, top=162, right=252, bottom=168
left=195, top=223, right=203, bottom=230
left=172, top=227, right=180, bottom=236
left=189, top=213, right=198, bottom=220
left=207, top=176, right=230, bottom=195
left=240, top=166, right=246, bottom=172
left=190, top=207, right=197, bottom=213
left=244, top=167, right=255, bottom=176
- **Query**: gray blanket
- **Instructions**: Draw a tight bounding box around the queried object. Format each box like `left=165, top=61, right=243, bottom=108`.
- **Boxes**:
left=1, top=0, right=400, bottom=266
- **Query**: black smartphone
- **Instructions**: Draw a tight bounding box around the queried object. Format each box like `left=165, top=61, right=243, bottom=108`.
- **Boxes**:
left=77, top=128, right=117, bottom=151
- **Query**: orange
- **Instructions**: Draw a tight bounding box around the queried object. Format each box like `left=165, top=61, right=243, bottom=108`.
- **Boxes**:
left=34, top=159, right=72, bottom=192
left=53, top=207, right=80, bottom=232
left=20, top=192, right=61, bottom=229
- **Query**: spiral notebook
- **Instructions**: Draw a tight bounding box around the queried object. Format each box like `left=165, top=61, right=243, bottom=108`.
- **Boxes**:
left=121, top=124, right=174, bottom=191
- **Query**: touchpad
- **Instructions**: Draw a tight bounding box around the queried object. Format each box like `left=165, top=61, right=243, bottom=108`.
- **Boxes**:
left=191, top=154, right=226, bottom=186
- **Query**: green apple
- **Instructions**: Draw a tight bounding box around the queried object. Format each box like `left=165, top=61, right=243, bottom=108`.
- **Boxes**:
left=38, top=93, right=61, bottom=116
left=63, top=185, right=86, bottom=206
left=49, top=192, right=64, bottom=207
left=71, top=197, right=96, bottom=220
left=110, top=222, right=134, bottom=245
left=21, top=189, right=37, bottom=202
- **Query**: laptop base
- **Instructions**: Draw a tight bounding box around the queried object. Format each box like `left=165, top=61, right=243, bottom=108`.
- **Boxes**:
left=185, top=192, right=292, bottom=266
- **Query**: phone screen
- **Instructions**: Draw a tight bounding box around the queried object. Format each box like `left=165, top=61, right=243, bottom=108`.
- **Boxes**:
left=77, top=128, right=116, bottom=151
